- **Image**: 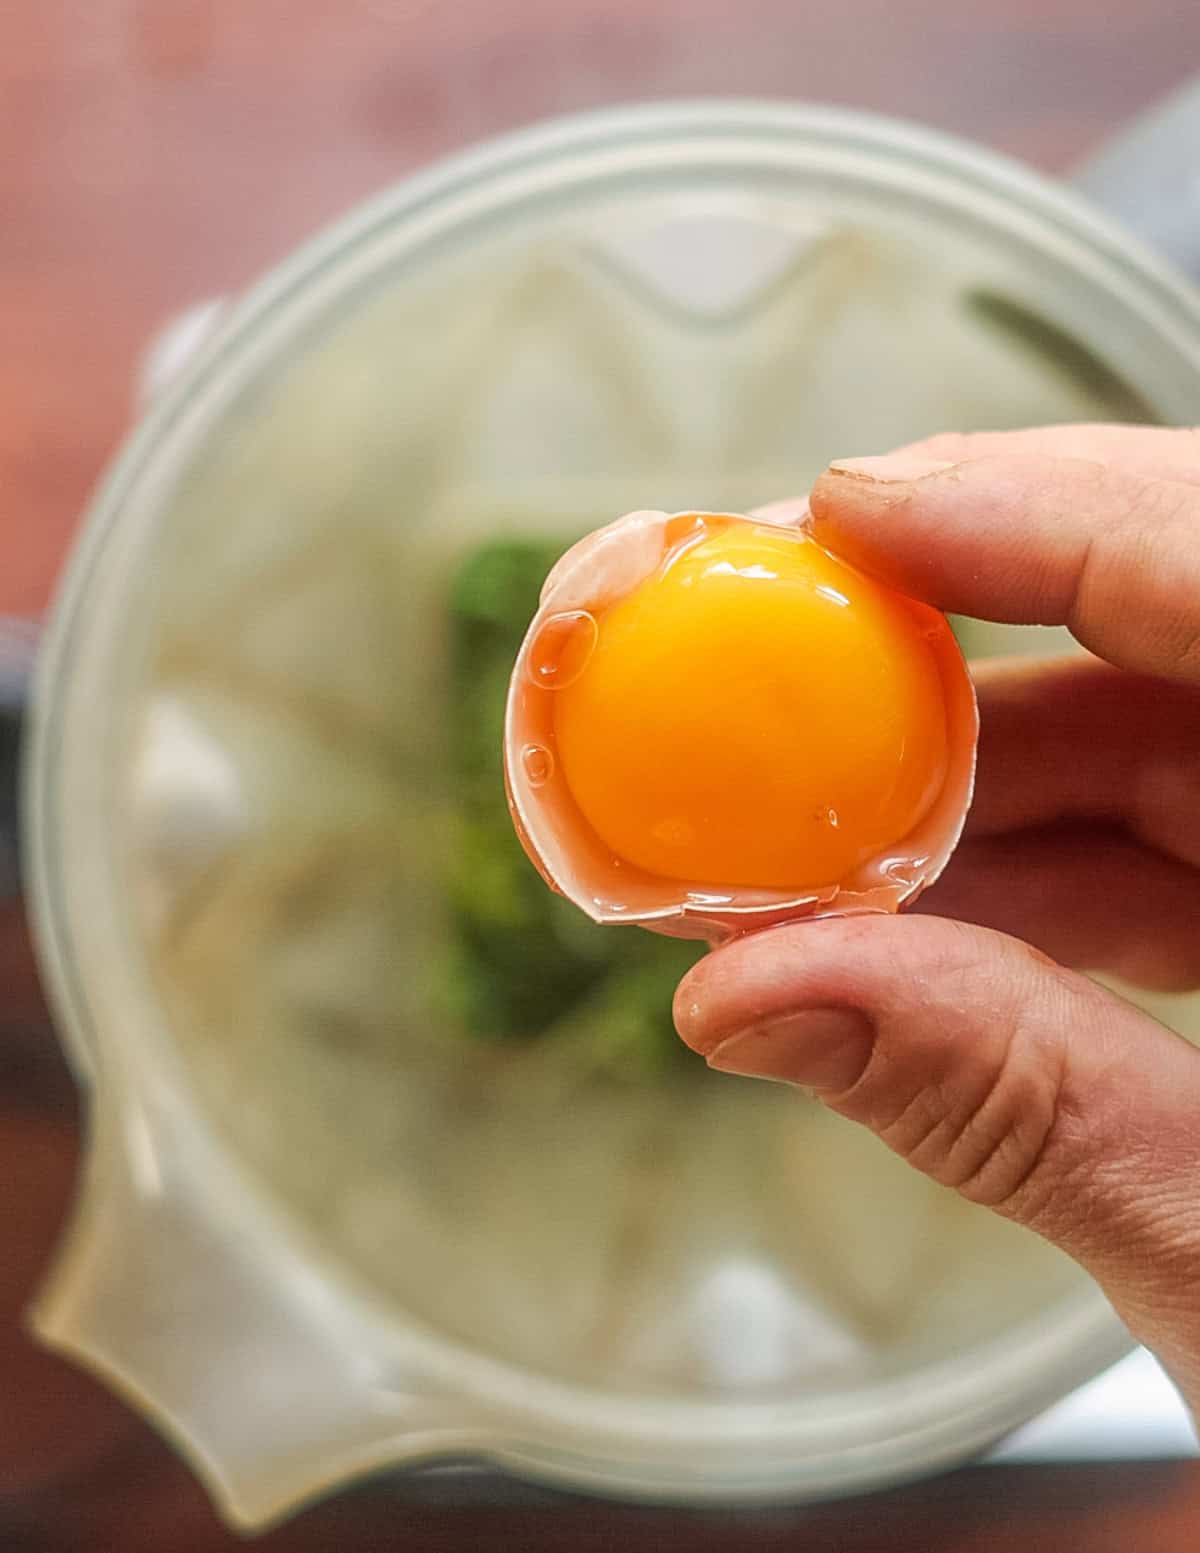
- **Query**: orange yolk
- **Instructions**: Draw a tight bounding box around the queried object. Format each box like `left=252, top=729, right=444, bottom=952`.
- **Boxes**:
left=551, top=523, right=951, bottom=891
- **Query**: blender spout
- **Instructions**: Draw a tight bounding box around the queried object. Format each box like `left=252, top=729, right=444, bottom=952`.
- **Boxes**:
left=28, top=1088, right=486, bottom=1532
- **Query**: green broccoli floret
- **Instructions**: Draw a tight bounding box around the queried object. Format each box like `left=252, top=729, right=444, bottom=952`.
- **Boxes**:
left=441, top=535, right=700, bottom=1076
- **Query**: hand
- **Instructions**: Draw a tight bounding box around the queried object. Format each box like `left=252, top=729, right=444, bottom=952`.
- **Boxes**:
left=674, top=425, right=1200, bottom=1414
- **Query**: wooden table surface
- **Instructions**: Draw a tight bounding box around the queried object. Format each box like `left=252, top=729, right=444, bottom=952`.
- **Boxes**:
left=3, top=2, right=1200, bottom=1547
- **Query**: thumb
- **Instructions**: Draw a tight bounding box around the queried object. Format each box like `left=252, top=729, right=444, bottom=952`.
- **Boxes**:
left=675, top=914, right=1200, bottom=1413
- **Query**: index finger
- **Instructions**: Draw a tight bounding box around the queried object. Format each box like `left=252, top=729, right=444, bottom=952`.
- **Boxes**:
left=808, top=442, right=1200, bottom=684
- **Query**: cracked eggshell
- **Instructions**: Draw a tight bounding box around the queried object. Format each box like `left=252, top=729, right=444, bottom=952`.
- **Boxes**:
left=503, top=508, right=977, bottom=944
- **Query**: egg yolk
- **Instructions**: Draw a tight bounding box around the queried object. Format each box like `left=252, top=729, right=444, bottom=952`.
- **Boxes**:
left=551, top=523, right=951, bottom=891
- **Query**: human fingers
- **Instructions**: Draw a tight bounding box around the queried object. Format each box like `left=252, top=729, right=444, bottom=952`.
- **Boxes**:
left=890, top=424, right=1200, bottom=487
left=675, top=913, right=1200, bottom=1413
left=808, top=438, right=1200, bottom=683
left=915, top=821, right=1200, bottom=992
left=964, top=655, right=1200, bottom=867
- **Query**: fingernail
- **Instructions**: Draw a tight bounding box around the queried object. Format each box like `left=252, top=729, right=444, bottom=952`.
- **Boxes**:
left=827, top=455, right=956, bottom=484
left=706, top=1008, right=875, bottom=1091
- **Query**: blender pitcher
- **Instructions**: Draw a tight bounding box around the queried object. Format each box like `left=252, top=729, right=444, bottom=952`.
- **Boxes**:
left=5, top=88, right=1200, bottom=1530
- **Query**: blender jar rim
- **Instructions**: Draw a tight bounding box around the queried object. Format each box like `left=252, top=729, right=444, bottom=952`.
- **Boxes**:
left=24, top=97, right=1200, bottom=1507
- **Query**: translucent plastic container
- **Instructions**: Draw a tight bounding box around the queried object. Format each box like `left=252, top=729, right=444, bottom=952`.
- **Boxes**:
left=24, top=98, right=1200, bottom=1528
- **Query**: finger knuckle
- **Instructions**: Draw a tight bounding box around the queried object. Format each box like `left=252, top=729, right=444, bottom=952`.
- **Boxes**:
left=1074, top=478, right=1200, bottom=677
left=929, top=1017, right=1071, bottom=1213
left=1137, top=506, right=1200, bottom=677
left=828, top=928, right=1078, bottom=1217
left=1120, top=471, right=1200, bottom=546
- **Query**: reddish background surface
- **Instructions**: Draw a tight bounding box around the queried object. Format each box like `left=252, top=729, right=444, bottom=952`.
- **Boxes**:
left=3, top=3, right=1200, bottom=1548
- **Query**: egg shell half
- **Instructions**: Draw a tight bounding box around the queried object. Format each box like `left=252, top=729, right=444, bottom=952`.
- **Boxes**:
left=504, top=508, right=978, bottom=943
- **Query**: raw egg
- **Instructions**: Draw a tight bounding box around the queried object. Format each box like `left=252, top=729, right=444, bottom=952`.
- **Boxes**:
left=504, top=510, right=976, bottom=940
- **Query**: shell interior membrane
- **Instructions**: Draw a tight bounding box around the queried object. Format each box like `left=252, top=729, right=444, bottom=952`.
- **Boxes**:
left=505, top=509, right=977, bottom=942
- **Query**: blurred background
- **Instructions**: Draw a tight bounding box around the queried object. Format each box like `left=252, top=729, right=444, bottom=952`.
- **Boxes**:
left=7, top=0, right=1200, bottom=620
left=3, top=3, right=1200, bottom=1550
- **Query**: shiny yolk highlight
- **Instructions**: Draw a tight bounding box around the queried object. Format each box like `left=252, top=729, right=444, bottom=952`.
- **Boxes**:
left=551, top=523, right=951, bottom=891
